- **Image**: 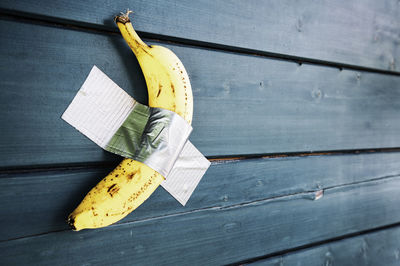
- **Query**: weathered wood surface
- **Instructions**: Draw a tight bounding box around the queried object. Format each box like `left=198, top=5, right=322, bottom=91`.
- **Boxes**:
left=2, top=19, right=400, bottom=168
left=2, top=152, right=400, bottom=241
left=1, top=175, right=400, bottom=265
left=1, top=0, right=399, bottom=72
left=1, top=2, right=400, bottom=265
left=251, top=225, right=400, bottom=266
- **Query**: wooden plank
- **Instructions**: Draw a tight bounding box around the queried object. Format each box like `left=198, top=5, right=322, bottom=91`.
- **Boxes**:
left=1, top=152, right=400, bottom=241
left=1, top=20, right=400, bottom=167
left=1, top=173, right=400, bottom=265
left=250, top=226, right=400, bottom=266
left=1, top=0, right=399, bottom=72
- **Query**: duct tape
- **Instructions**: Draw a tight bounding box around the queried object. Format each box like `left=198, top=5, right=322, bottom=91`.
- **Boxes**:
left=105, top=99, right=192, bottom=178
left=62, top=66, right=210, bottom=205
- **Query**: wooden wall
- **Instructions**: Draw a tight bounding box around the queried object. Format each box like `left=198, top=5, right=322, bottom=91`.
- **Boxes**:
left=1, top=1, right=400, bottom=265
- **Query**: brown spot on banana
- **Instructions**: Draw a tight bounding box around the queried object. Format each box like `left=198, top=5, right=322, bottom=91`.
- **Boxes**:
left=107, top=184, right=116, bottom=192
left=157, top=84, right=162, bottom=97
left=127, top=169, right=139, bottom=181
left=171, top=83, right=175, bottom=94
left=107, top=184, right=120, bottom=197
left=127, top=173, right=156, bottom=202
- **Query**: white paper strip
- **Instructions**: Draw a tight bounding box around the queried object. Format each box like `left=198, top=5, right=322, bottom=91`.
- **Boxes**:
left=62, top=66, right=136, bottom=148
left=162, top=141, right=210, bottom=205
left=62, top=66, right=210, bottom=206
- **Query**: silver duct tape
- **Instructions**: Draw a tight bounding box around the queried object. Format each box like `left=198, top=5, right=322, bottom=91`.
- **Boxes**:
left=134, top=108, right=193, bottom=177
left=105, top=102, right=192, bottom=178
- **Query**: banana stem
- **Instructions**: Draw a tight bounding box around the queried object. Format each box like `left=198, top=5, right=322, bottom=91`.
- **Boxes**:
left=115, top=10, right=149, bottom=53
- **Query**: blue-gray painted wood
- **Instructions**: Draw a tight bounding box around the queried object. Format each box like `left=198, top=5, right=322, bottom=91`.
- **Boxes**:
left=1, top=175, right=400, bottom=265
left=0, top=1, right=399, bottom=265
left=250, top=226, right=400, bottom=266
left=1, top=19, right=400, bottom=168
left=1, top=0, right=399, bottom=72
left=1, top=152, right=400, bottom=241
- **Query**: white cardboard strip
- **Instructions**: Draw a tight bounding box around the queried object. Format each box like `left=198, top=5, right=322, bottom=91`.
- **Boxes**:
left=62, top=66, right=210, bottom=206
left=62, top=66, right=136, bottom=148
left=162, top=141, right=210, bottom=205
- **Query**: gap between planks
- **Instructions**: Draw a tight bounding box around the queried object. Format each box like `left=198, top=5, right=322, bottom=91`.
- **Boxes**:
left=1, top=173, right=400, bottom=244
left=0, top=8, right=400, bottom=77
left=1, top=147, right=400, bottom=175
left=229, top=221, right=400, bottom=266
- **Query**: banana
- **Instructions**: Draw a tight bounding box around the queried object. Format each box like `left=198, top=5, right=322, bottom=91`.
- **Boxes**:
left=67, top=10, right=193, bottom=231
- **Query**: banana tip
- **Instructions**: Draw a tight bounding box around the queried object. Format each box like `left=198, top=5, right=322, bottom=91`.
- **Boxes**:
left=66, top=215, right=78, bottom=231
left=115, top=9, right=133, bottom=24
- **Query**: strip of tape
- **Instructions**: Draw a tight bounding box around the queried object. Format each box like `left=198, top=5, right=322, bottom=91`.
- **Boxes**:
left=62, top=66, right=210, bottom=205
left=104, top=99, right=193, bottom=178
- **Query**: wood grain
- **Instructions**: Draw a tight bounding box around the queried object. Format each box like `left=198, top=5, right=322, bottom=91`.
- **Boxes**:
left=250, top=225, right=400, bottom=266
left=1, top=1, right=399, bottom=265
left=1, top=19, right=400, bottom=168
left=1, top=174, right=400, bottom=265
left=1, top=0, right=399, bottom=72
left=1, top=152, right=400, bottom=241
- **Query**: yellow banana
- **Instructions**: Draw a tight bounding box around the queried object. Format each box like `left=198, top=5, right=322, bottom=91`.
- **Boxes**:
left=67, top=10, right=193, bottom=231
